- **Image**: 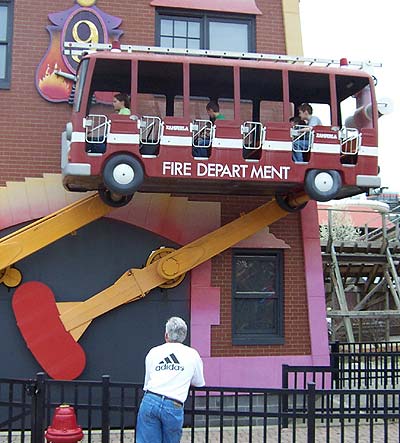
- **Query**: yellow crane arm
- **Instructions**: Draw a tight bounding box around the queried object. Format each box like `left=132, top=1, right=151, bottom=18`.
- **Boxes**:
left=0, top=194, right=112, bottom=271
left=59, top=193, right=309, bottom=340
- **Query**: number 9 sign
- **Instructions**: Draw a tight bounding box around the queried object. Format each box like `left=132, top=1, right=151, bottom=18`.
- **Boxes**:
left=62, top=8, right=107, bottom=72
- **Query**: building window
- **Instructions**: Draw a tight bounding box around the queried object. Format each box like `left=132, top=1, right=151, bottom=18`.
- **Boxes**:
left=232, top=250, right=284, bottom=345
left=156, top=10, right=255, bottom=52
left=0, top=0, right=13, bottom=89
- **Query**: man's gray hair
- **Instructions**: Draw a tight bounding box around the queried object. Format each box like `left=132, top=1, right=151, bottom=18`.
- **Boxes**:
left=165, top=317, right=187, bottom=343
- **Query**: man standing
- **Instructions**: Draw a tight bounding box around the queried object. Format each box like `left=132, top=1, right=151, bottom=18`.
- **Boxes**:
left=136, top=317, right=205, bottom=443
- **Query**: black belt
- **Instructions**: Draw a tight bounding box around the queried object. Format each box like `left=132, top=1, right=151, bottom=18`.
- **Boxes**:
left=145, top=391, right=183, bottom=406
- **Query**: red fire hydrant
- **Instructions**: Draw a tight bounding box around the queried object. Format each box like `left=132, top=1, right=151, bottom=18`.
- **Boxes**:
left=45, top=405, right=84, bottom=443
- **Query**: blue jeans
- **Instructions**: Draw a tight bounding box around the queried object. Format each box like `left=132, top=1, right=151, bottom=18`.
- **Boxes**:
left=136, top=392, right=184, bottom=443
left=292, top=139, right=308, bottom=162
left=192, top=138, right=210, bottom=157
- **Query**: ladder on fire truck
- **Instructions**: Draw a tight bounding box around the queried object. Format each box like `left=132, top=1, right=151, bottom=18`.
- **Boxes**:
left=63, top=42, right=382, bottom=70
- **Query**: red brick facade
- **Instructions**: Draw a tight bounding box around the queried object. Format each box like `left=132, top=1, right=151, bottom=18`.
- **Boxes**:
left=210, top=196, right=311, bottom=357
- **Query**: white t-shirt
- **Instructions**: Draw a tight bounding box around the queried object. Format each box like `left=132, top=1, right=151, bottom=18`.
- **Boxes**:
left=143, top=342, right=205, bottom=403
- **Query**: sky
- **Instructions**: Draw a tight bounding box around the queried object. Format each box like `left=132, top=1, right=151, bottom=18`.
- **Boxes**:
left=299, top=0, right=399, bottom=192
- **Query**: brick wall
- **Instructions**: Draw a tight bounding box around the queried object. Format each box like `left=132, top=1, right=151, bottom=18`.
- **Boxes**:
left=209, top=196, right=311, bottom=357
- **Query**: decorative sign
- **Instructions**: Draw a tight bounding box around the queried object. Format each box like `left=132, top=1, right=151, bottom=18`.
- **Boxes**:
left=35, top=0, right=123, bottom=102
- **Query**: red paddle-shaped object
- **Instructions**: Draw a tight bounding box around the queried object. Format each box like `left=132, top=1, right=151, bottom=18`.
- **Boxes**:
left=12, top=281, right=86, bottom=380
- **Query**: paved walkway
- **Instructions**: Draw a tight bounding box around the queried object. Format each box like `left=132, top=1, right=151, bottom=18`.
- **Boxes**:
left=99, top=422, right=399, bottom=443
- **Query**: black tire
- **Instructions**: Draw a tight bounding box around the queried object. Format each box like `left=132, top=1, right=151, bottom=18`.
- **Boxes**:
left=304, top=169, right=342, bottom=202
left=103, top=154, right=144, bottom=195
left=99, top=188, right=133, bottom=208
left=275, top=193, right=308, bottom=212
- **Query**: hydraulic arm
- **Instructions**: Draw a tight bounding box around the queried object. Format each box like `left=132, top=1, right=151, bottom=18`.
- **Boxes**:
left=13, top=192, right=308, bottom=379
left=0, top=193, right=112, bottom=272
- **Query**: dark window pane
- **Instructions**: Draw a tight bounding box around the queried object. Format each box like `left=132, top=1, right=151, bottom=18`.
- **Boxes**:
left=235, top=257, right=276, bottom=293
left=232, top=250, right=283, bottom=344
left=209, top=22, right=248, bottom=52
left=234, top=298, right=276, bottom=333
left=0, top=6, right=7, bottom=40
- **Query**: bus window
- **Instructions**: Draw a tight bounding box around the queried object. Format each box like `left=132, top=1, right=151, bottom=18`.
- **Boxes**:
left=189, top=64, right=234, bottom=118
left=137, top=61, right=183, bottom=117
left=88, top=58, right=131, bottom=111
left=240, top=67, right=283, bottom=122
left=184, top=96, right=209, bottom=119
left=240, top=100, right=253, bottom=122
left=288, top=71, right=331, bottom=124
left=305, top=103, right=331, bottom=126
left=137, top=94, right=167, bottom=118
left=73, top=58, right=89, bottom=113
left=336, top=75, right=372, bottom=129
left=260, top=101, right=284, bottom=123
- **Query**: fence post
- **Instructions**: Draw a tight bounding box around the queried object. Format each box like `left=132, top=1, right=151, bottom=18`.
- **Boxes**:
left=281, top=364, right=289, bottom=428
left=31, top=372, right=46, bottom=443
left=306, top=382, right=316, bottom=443
left=101, top=375, right=111, bottom=443
left=330, top=341, right=340, bottom=388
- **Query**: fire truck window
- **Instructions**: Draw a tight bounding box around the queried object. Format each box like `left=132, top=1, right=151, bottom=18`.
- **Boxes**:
left=336, top=75, right=372, bottom=129
left=240, top=100, right=253, bottom=122
left=137, top=94, right=167, bottom=118
left=189, top=64, right=234, bottom=119
left=73, top=59, right=89, bottom=113
left=240, top=67, right=283, bottom=122
left=90, top=59, right=131, bottom=95
left=175, top=96, right=209, bottom=119
left=218, top=99, right=234, bottom=120
left=88, top=91, right=114, bottom=115
left=289, top=71, right=332, bottom=125
left=138, top=61, right=183, bottom=117
left=306, top=103, right=331, bottom=126
left=260, top=101, right=284, bottom=123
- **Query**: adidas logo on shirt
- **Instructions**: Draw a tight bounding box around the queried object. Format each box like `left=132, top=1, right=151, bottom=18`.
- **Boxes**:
left=155, top=353, right=184, bottom=372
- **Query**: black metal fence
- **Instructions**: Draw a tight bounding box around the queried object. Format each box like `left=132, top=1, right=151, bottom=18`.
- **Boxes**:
left=282, top=341, right=400, bottom=391
left=1, top=372, right=400, bottom=443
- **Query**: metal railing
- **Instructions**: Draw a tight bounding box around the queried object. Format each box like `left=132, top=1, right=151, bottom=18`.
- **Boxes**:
left=1, top=371, right=400, bottom=443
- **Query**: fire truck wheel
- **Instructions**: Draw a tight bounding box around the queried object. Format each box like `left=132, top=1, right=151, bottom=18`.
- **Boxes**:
left=99, top=188, right=133, bottom=207
left=275, top=193, right=307, bottom=212
left=304, top=169, right=342, bottom=202
left=103, top=154, right=144, bottom=196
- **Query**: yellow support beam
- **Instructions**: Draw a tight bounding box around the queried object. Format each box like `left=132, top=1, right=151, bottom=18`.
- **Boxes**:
left=59, top=194, right=309, bottom=340
left=0, top=193, right=112, bottom=271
